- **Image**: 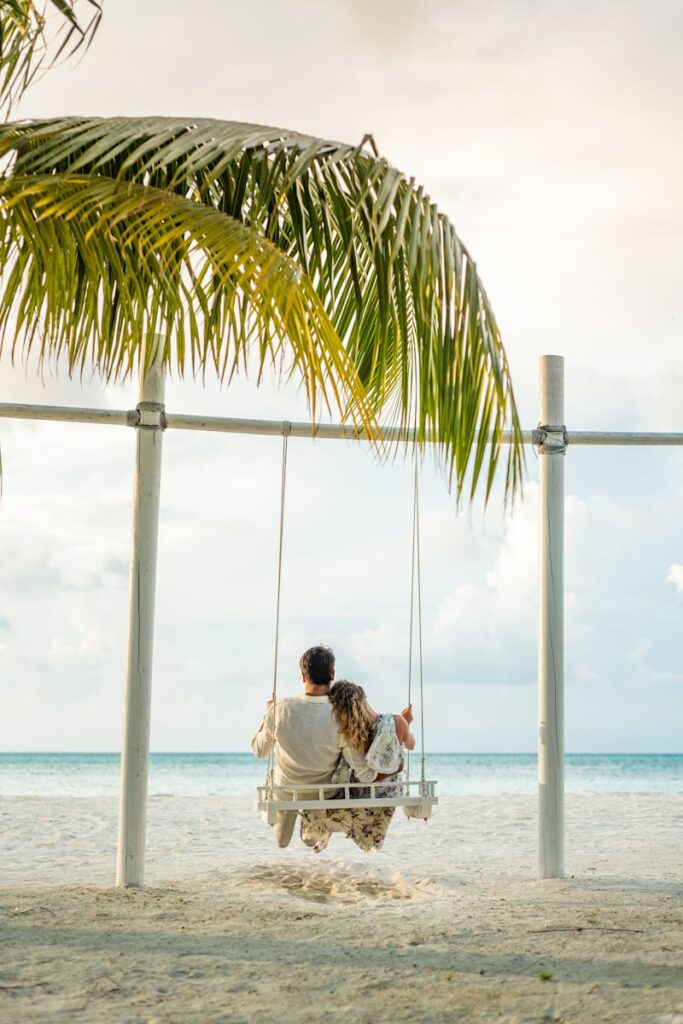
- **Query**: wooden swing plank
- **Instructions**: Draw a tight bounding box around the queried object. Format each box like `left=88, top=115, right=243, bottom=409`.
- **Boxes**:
left=256, top=779, right=438, bottom=814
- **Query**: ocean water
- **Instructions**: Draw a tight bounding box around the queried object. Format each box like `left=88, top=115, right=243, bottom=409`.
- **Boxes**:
left=0, top=752, right=680, bottom=797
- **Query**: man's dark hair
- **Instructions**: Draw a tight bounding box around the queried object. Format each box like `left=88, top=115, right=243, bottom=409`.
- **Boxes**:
left=299, top=645, right=335, bottom=685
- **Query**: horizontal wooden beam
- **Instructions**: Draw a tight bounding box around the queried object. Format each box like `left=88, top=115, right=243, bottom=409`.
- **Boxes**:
left=1, top=402, right=683, bottom=445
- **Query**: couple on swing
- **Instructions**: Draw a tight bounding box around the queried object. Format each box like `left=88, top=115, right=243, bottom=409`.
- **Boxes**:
left=251, top=644, right=415, bottom=852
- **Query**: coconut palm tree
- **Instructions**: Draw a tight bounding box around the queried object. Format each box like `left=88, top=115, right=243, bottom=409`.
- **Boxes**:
left=0, top=0, right=523, bottom=503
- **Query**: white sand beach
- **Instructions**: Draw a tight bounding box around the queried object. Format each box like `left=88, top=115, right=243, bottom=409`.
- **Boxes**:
left=1, top=793, right=681, bottom=1022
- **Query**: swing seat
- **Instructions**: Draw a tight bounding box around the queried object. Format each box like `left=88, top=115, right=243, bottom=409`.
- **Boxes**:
left=255, top=778, right=438, bottom=824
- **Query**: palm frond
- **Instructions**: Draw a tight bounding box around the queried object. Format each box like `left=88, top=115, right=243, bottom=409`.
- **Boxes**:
left=0, top=117, right=524, bottom=502
left=0, top=172, right=380, bottom=437
left=0, top=1, right=101, bottom=113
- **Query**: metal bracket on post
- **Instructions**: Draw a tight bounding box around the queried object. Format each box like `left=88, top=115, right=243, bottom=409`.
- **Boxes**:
left=129, top=401, right=167, bottom=431
left=532, top=424, right=568, bottom=455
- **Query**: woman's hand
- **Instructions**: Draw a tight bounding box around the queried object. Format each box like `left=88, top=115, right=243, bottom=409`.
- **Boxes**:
left=401, top=703, right=414, bottom=724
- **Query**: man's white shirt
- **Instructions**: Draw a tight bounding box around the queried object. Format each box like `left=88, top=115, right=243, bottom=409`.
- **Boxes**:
left=251, top=693, right=376, bottom=787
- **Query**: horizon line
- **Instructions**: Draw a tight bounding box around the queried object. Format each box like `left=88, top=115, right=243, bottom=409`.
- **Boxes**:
left=2, top=750, right=681, bottom=758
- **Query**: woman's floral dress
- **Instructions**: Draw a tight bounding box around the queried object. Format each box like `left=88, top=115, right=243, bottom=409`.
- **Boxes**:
left=300, top=714, right=403, bottom=853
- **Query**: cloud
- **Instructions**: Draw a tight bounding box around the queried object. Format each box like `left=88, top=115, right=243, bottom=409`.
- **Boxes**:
left=429, top=486, right=541, bottom=686
left=48, top=624, right=109, bottom=662
left=666, top=564, right=683, bottom=594
left=0, top=543, right=65, bottom=596
left=0, top=350, right=123, bottom=409
left=629, top=637, right=652, bottom=664
left=343, top=0, right=429, bottom=56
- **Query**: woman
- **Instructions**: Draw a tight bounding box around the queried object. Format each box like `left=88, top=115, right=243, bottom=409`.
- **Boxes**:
left=300, top=680, right=415, bottom=853
left=330, top=680, right=415, bottom=794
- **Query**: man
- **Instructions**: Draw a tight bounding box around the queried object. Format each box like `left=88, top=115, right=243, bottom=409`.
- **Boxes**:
left=251, top=644, right=377, bottom=848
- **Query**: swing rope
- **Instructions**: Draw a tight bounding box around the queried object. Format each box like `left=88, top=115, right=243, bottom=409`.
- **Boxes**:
left=265, top=430, right=427, bottom=802
left=265, top=423, right=291, bottom=792
left=406, top=457, right=426, bottom=787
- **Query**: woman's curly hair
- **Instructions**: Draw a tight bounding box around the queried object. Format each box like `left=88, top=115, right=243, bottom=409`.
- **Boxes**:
left=329, top=680, right=376, bottom=754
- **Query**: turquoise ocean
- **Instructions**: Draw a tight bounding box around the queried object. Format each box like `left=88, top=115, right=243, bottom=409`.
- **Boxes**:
left=0, top=753, right=680, bottom=797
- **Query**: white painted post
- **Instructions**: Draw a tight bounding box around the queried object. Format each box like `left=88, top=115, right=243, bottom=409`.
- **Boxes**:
left=116, top=340, right=165, bottom=887
left=537, top=355, right=565, bottom=879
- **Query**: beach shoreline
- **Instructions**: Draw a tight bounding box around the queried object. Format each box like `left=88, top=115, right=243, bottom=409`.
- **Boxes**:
left=1, top=793, right=681, bottom=1021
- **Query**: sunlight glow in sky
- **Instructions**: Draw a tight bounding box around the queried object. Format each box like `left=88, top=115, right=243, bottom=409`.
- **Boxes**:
left=1, top=0, right=682, bottom=752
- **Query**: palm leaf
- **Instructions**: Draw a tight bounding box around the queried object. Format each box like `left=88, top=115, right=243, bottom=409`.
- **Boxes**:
left=0, top=1, right=101, bottom=113
left=0, top=116, right=524, bottom=502
left=0, top=173, right=380, bottom=437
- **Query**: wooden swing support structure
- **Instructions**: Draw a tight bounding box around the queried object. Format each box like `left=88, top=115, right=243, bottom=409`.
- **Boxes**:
left=2, top=355, right=683, bottom=886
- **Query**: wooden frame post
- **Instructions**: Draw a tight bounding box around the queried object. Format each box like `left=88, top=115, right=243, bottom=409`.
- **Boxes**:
left=116, top=344, right=165, bottom=887
left=537, top=354, right=566, bottom=879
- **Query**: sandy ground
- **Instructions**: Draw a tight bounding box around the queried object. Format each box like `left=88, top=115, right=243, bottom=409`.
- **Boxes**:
left=1, top=794, right=681, bottom=1023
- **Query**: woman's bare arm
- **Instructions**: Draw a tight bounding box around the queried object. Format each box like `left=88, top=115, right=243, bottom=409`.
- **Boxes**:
left=394, top=713, right=416, bottom=751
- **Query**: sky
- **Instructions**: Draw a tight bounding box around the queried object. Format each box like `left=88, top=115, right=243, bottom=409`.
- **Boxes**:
left=1, top=0, right=682, bottom=753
